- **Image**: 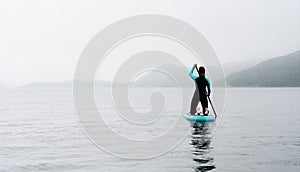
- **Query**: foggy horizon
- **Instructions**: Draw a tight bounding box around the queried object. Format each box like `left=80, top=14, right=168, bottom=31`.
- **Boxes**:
left=0, top=0, right=299, bottom=87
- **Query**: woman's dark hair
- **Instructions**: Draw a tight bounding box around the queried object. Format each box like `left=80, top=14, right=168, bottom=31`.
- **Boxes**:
left=198, top=66, right=205, bottom=75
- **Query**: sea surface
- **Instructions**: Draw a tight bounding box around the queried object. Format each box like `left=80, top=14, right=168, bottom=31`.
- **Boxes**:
left=0, top=88, right=299, bottom=172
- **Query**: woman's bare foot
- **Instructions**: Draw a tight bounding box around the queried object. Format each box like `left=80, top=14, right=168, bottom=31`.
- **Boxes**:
left=196, top=107, right=201, bottom=115
left=204, top=108, right=209, bottom=116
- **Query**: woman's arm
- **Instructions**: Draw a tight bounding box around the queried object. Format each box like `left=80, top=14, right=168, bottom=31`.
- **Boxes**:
left=189, top=66, right=198, bottom=80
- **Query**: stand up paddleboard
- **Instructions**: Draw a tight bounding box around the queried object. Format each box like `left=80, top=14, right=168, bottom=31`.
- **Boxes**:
left=183, top=113, right=215, bottom=122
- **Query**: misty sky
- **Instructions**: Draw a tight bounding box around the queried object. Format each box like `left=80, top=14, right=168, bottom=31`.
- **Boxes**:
left=0, top=0, right=299, bottom=86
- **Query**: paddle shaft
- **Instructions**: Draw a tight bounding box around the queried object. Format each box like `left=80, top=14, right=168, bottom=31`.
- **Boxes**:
left=208, top=96, right=217, bottom=118
left=195, top=65, right=217, bottom=118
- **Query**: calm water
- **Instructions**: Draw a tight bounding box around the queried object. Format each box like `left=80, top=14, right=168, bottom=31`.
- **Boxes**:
left=0, top=88, right=299, bottom=171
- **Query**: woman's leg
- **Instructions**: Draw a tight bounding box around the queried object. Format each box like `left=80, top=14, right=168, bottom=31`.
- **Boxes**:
left=200, top=95, right=209, bottom=115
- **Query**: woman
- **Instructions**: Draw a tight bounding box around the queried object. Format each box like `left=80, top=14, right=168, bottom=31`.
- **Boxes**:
left=189, top=64, right=211, bottom=116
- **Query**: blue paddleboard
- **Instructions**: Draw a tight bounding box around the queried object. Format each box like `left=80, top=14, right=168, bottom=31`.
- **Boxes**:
left=183, top=113, right=215, bottom=122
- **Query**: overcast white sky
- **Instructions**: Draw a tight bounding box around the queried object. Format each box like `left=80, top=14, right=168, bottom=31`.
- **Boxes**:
left=0, top=0, right=299, bottom=86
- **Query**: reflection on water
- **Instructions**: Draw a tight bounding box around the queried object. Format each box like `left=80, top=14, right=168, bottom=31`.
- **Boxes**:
left=190, top=123, right=215, bottom=172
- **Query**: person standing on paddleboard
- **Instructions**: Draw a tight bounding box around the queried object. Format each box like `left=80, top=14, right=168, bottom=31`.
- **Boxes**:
left=189, top=64, right=211, bottom=116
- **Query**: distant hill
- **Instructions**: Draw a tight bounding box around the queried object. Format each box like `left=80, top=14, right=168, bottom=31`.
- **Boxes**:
left=227, top=50, right=300, bottom=87
left=133, top=64, right=194, bottom=87
left=133, top=63, right=227, bottom=87
left=222, top=58, right=268, bottom=77
left=18, top=80, right=113, bottom=88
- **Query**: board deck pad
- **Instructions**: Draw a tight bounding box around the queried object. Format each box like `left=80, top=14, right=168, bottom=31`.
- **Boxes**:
left=183, top=113, right=215, bottom=122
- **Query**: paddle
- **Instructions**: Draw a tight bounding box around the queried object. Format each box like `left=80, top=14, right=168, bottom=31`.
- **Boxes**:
left=195, top=65, right=218, bottom=118
left=207, top=96, right=217, bottom=118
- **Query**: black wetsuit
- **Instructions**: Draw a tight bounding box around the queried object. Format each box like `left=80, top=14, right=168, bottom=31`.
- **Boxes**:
left=189, top=66, right=211, bottom=114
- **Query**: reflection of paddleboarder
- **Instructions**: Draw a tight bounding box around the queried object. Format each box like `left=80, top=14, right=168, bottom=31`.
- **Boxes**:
left=190, top=125, right=216, bottom=171
left=189, top=64, right=211, bottom=116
